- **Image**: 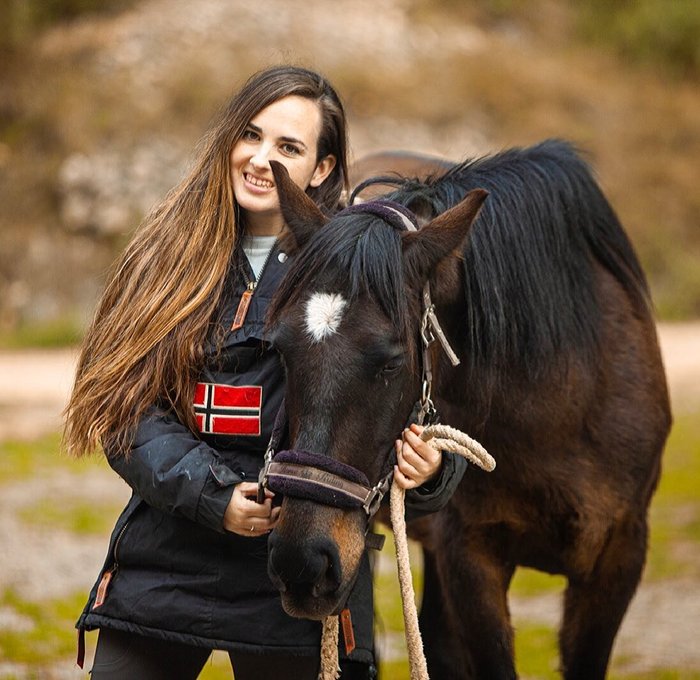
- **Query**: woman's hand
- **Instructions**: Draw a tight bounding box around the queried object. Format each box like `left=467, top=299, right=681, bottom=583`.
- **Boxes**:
left=393, top=423, right=442, bottom=490
left=223, top=482, right=281, bottom=536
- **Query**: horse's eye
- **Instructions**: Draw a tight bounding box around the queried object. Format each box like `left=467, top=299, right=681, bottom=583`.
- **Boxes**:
left=381, top=355, right=404, bottom=375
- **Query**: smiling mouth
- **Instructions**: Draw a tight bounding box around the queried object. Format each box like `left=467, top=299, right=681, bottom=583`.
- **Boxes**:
left=244, top=172, right=274, bottom=189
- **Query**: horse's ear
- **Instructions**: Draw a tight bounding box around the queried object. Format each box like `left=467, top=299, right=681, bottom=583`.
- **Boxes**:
left=402, top=189, right=488, bottom=282
left=270, top=161, right=328, bottom=252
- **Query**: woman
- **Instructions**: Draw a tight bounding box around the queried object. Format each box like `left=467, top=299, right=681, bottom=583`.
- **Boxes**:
left=64, top=65, right=466, bottom=680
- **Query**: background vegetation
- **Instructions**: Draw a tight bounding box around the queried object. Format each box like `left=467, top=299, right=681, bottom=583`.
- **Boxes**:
left=0, top=0, right=699, bottom=348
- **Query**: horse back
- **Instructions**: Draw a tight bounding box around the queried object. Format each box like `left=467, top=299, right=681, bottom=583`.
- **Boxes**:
left=424, top=141, right=671, bottom=570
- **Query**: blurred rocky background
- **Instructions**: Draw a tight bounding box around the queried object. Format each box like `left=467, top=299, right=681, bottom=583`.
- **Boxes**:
left=0, top=0, right=699, bottom=345
left=1, top=3, right=699, bottom=678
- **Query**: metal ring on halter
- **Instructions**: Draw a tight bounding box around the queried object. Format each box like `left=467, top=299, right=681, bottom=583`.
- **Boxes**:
left=421, top=378, right=432, bottom=404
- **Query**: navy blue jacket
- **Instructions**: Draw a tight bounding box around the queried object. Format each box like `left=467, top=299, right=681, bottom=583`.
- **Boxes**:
left=77, top=241, right=467, bottom=661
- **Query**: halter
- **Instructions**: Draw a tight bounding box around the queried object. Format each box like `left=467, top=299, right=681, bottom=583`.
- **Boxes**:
left=257, top=200, right=461, bottom=544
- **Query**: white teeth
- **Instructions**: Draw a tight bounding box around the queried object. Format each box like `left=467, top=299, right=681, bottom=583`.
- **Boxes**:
left=245, top=173, right=273, bottom=189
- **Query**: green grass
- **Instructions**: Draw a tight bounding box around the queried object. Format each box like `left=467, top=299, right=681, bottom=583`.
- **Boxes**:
left=0, top=589, right=85, bottom=665
left=655, top=412, right=700, bottom=506
left=514, top=622, right=560, bottom=679
left=0, top=317, right=83, bottom=349
left=0, top=432, right=64, bottom=481
left=513, top=618, right=700, bottom=680
left=372, top=529, right=424, bottom=678
left=511, top=568, right=566, bottom=598
left=646, top=411, right=700, bottom=580
left=18, top=498, right=124, bottom=535
left=577, top=0, right=700, bottom=78
left=0, top=431, right=101, bottom=483
left=200, top=651, right=235, bottom=680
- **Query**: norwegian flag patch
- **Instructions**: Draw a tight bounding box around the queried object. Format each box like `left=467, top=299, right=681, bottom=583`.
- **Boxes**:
left=194, top=382, right=262, bottom=436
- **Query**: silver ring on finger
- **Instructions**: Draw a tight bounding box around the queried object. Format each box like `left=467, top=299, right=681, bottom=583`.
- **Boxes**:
left=250, top=525, right=255, bottom=532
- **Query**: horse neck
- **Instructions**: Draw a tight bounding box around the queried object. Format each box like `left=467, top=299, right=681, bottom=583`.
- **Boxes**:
left=427, top=250, right=533, bottom=439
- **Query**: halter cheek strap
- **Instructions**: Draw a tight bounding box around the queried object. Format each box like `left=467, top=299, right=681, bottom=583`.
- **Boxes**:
left=256, top=200, right=460, bottom=543
left=346, top=200, right=461, bottom=369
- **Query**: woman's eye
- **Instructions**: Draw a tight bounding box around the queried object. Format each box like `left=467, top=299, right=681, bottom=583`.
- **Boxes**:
left=281, top=143, right=301, bottom=156
left=242, top=129, right=259, bottom=141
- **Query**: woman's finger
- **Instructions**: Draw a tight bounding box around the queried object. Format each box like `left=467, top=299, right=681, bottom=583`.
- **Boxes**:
left=393, top=464, right=418, bottom=490
left=397, top=448, right=421, bottom=481
left=399, top=444, right=430, bottom=474
left=403, top=429, right=441, bottom=467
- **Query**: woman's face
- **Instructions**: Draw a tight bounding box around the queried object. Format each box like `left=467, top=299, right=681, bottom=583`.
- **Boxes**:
left=230, top=95, right=336, bottom=235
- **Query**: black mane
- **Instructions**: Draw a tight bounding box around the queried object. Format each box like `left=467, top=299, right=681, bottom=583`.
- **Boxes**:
left=385, top=139, right=650, bottom=374
left=271, top=140, right=650, bottom=381
left=269, top=210, right=412, bottom=346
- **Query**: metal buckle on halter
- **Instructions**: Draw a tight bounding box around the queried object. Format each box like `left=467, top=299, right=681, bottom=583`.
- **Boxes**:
left=256, top=446, right=274, bottom=504
left=362, top=472, right=392, bottom=517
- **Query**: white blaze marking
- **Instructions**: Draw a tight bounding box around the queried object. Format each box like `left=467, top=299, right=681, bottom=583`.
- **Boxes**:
left=305, top=292, right=347, bottom=343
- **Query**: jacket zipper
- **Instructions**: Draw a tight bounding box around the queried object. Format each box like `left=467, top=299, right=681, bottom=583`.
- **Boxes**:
left=93, top=518, right=130, bottom=609
left=111, top=518, right=130, bottom=567
left=231, top=241, right=276, bottom=331
left=242, top=240, right=276, bottom=291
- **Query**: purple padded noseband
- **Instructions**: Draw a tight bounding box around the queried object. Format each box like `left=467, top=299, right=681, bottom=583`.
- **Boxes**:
left=264, top=449, right=390, bottom=514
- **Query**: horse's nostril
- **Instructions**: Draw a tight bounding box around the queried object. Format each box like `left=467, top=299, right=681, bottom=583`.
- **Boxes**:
left=268, top=534, right=341, bottom=595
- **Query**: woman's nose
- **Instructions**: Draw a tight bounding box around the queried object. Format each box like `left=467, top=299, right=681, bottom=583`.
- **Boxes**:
left=250, top=146, right=272, bottom=169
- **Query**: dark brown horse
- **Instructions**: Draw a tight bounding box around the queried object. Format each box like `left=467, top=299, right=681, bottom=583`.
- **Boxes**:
left=347, top=149, right=454, bottom=201
left=264, top=141, right=671, bottom=679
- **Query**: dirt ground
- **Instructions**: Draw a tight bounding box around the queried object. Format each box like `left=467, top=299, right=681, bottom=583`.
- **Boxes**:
left=0, top=322, right=698, bottom=677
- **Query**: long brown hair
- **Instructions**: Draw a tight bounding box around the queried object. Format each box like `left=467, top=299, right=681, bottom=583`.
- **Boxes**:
left=64, top=65, right=349, bottom=457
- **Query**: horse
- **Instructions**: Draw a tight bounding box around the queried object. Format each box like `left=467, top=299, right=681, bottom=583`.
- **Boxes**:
left=263, top=140, right=671, bottom=679
left=347, top=149, right=454, bottom=201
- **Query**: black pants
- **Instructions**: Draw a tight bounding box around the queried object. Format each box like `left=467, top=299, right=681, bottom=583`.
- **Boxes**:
left=91, top=628, right=376, bottom=679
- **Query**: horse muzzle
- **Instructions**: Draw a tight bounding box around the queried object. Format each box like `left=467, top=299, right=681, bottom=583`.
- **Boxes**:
left=267, top=528, right=343, bottom=619
left=260, top=448, right=390, bottom=617
left=267, top=502, right=364, bottom=619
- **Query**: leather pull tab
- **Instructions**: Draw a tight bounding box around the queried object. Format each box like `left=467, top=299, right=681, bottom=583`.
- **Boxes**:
left=93, top=568, right=114, bottom=609
left=340, top=608, right=356, bottom=655
left=76, top=627, right=86, bottom=669
left=365, top=531, right=386, bottom=551
left=231, top=289, right=253, bottom=331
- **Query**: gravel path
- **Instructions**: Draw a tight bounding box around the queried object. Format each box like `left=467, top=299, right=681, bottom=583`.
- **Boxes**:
left=0, top=322, right=698, bottom=677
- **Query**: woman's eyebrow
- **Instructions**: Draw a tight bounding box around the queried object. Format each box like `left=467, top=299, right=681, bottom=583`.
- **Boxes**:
left=247, top=122, right=308, bottom=150
left=279, top=135, right=308, bottom=150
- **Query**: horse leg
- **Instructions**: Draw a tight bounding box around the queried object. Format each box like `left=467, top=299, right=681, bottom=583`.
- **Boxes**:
left=560, top=515, right=648, bottom=680
left=435, top=526, right=517, bottom=679
left=419, top=549, right=461, bottom=679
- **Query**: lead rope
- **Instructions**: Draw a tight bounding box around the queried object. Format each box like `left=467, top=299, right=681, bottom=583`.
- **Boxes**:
left=316, top=203, right=491, bottom=679
left=318, top=424, right=496, bottom=680
left=319, top=616, right=341, bottom=680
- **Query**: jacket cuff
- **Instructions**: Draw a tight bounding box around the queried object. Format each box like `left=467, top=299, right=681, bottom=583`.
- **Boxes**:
left=404, top=451, right=467, bottom=519
left=195, top=462, right=242, bottom=532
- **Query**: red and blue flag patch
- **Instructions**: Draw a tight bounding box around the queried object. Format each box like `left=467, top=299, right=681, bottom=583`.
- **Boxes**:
left=194, top=382, right=262, bottom=436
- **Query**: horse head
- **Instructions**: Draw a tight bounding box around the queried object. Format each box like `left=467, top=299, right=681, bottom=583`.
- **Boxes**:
left=264, top=160, right=487, bottom=619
